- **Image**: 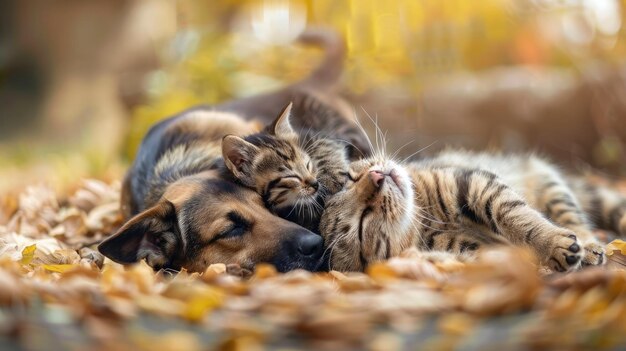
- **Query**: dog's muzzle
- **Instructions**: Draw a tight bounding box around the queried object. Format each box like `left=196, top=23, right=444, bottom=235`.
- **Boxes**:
left=272, top=229, right=325, bottom=272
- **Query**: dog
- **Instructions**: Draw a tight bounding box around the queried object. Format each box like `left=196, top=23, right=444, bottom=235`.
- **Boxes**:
left=98, top=28, right=370, bottom=272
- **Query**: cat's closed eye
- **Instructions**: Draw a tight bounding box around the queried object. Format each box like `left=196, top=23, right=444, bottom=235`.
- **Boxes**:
left=340, top=171, right=357, bottom=182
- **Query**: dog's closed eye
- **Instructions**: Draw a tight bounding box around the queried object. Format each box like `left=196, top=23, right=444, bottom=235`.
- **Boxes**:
left=216, top=225, right=246, bottom=240
left=215, top=211, right=251, bottom=240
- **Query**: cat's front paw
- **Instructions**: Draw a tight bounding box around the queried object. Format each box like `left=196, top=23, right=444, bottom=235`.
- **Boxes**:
left=581, top=241, right=605, bottom=267
left=547, top=232, right=583, bottom=272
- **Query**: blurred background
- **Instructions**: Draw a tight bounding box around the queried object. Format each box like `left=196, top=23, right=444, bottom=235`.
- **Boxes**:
left=1, top=0, right=626, bottom=194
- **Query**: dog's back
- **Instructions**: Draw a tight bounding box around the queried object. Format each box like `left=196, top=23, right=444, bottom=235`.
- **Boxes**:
left=122, top=27, right=370, bottom=218
left=121, top=110, right=258, bottom=218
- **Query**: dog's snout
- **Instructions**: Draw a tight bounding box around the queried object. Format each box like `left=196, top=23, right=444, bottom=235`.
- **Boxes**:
left=273, top=227, right=325, bottom=272
left=297, top=232, right=323, bottom=256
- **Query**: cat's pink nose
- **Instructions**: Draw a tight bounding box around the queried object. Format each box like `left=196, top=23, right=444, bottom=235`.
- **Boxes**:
left=369, top=170, right=385, bottom=188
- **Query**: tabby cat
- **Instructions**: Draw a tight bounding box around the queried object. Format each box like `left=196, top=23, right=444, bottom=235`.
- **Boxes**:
left=222, top=103, right=351, bottom=232
left=320, top=148, right=626, bottom=272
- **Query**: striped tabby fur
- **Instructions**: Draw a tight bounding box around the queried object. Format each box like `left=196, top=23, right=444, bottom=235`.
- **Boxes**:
left=321, top=148, right=626, bottom=272
left=222, top=103, right=350, bottom=232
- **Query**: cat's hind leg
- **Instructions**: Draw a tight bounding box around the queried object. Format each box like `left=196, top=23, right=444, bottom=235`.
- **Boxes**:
left=421, top=227, right=487, bottom=256
left=427, top=168, right=584, bottom=272
left=533, top=175, right=604, bottom=266
left=569, top=177, right=626, bottom=238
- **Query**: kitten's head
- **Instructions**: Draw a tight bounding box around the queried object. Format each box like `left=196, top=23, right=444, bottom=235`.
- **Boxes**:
left=222, top=103, right=322, bottom=229
left=319, top=156, right=415, bottom=271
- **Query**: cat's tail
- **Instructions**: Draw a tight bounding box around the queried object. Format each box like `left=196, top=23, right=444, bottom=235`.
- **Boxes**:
left=569, top=177, right=626, bottom=236
left=213, top=26, right=348, bottom=122
left=295, top=26, right=346, bottom=90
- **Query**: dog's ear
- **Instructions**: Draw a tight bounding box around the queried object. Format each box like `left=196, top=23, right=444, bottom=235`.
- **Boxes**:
left=98, top=200, right=181, bottom=269
left=269, top=102, right=296, bottom=137
left=222, top=135, right=259, bottom=186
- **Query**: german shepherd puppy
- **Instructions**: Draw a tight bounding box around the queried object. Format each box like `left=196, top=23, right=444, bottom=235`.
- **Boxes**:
left=98, top=28, right=369, bottom=273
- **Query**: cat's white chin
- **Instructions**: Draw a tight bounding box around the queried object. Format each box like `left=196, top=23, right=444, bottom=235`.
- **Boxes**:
left=379, top=165, right=415, bottom=235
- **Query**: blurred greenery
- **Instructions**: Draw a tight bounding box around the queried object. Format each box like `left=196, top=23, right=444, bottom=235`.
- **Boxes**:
left=2, top=0, right=626, bottom=192
left=127, top=0, right=626, bottom=157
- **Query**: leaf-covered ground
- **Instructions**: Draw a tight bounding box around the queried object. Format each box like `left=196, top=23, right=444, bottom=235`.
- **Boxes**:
left=1, top=180, right=626, bottom=350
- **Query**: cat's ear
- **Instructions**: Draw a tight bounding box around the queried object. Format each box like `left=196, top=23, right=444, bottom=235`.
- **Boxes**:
left=270, top=102, right=296, bottom=137
left=222, top=135, right=259, bottom=185
left=98, top=200, right=181, bottom=270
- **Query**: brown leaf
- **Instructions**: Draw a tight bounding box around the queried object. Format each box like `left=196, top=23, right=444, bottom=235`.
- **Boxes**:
left=548, top=267, right=619, bottom=292
left=607, top=239, right=626, bottom=270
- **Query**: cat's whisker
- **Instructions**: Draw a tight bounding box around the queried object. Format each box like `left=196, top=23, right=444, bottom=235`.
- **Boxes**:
left=324, top=229, right=352, bottom=266
left=302, top=130, right=325, bottom=151
left=390, top=139, right=416, bottom=162
left=360, top=107, right=386, bottom=158
left=400, top=140, right=439, bottom=164
left=299, top=126, right=318, bottom=150
left=304, top=137, right=328, bottom=153
left=379, top=118, right=390, bottom=159
left=351, top=108, right=375, bottom=156
left=334, top=138, right=366, bottom=158
left=408, top=201, right=450, bottom=226
left=285, top=198, right=300, bottom=219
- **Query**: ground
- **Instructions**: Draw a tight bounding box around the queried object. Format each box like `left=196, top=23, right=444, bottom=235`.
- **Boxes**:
left=1, top=179, right=626, bottom=350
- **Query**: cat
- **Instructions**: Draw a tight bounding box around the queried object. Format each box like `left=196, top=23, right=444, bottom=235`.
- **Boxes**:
left=221, top=102, right=351, bottom=232
left=320, top=148, right=625, bottom=272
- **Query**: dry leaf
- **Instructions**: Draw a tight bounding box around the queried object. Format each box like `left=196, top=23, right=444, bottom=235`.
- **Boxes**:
left=42, top=264, right=79, bottom=273
left=2, top=178, right=626, bottom=349
left=607, top=239, right=626, bottom=270
left=20, top=244, right=36, bottom=265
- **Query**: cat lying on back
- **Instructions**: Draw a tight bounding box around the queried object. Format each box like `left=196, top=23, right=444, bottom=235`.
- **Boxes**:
left=320, top=148, right=624, bottom=272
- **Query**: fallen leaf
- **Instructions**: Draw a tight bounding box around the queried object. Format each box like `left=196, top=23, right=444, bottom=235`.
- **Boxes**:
left=42, top=264, right=79, bottom=273
left=607, top=239, right=626, bottom=270
left=20, top=244, right=36, bottom=265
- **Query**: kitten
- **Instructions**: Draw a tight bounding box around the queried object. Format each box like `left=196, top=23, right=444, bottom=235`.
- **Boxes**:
left=320, top=150, right=623, bottom=272
left=222, top=103, right=350, bottom=232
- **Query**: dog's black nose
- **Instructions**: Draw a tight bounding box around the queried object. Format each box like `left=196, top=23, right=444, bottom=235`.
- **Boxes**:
left=273, top=229, right=325, bottom=272
left=297, top=233, right=323, bottom=256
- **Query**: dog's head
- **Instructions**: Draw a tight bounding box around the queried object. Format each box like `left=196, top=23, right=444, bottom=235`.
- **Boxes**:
left=98, top=171, right=325, bottom=273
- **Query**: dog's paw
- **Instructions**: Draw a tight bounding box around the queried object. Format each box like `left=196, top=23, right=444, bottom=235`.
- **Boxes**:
left=581, top=241, right=605, bottom=267
left=546, top=231, right=583, bottom=273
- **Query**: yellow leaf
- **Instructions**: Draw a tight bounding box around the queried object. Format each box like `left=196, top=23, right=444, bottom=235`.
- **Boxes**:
left=183, top=297, right=219, bottom=323
left=606, top=239, right=626, bottom=256
left=20, top=244, right=36, bottom=265
left=182, top=287, right=224, bottom=322
left=607, top=239, right=626, bottom=270
left=42, top=264, right=78, bottom=273
left=253, top=263, right=277, bottom=279
left=366, top=262, right=398, bottom=280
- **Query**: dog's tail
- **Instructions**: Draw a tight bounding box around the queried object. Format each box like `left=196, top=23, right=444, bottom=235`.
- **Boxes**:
left=295, top=26, right=346, bottom=90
